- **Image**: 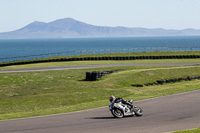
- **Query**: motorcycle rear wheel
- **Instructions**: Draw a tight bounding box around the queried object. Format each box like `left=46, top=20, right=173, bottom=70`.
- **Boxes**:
left=111, top=108, right=124, bottom=118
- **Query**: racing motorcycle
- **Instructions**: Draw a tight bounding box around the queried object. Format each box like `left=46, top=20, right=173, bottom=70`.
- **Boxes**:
left=109, top=99, right=143, bottom=118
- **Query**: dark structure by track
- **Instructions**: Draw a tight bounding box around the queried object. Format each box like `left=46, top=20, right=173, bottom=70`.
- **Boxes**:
left=132, top=76, right=200, bottom=87
left=86, top=70, right=124, bottom=81
left=1, top=55, right=200, bottom=67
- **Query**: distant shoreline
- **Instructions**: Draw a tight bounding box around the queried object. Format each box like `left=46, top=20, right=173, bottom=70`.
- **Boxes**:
left=1, top=18, right=200, bottom=39
left=0, top=35, right=200, bottom=41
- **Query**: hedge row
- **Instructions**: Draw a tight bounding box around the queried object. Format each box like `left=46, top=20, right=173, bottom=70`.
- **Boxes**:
left=1, top=55, right=200, bottom=67
left=132, top=76, right=200, bottom=87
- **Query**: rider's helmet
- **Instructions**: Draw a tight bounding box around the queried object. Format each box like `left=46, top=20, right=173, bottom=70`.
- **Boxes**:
left=109, top=96, right=116, bottom=102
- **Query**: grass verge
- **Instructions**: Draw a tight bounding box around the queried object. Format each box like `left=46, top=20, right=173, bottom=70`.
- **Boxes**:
left=173, top=128, right=200, bottom=133
left=1, top=59, right=200, bottom=70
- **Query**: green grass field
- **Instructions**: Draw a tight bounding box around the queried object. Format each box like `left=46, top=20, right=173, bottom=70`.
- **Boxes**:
left=173, top=128, right=200, bottom=133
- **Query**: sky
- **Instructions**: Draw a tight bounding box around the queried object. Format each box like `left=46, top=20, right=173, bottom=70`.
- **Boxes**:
left=0, top=0, right=200, bottom=32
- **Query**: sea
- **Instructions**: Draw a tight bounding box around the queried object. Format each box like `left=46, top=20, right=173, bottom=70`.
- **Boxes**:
left=0, top=36, right=200, bottom=61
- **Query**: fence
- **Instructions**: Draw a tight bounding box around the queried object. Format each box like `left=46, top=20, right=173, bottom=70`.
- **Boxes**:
left=1, top=47, right=200, bottom=63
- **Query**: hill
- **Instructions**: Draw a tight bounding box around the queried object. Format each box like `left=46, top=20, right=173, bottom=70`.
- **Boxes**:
left=0, top=18, right=200, bottom=39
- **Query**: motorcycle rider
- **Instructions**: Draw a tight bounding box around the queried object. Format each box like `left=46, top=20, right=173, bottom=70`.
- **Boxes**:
left=109, top=96, right=133, bottom=109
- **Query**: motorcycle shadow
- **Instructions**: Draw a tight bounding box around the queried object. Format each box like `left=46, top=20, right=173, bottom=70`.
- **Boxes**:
left=87, top=116, right=134, bottom=119
left=87, top=117, right=116, bottom=119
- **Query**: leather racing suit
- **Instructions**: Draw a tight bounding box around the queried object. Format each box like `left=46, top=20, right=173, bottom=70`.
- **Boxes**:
left=114, top=98, right=133, bottom=109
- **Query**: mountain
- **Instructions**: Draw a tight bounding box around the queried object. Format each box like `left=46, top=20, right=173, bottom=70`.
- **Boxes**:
left=0, top=18, right=200, bottom=39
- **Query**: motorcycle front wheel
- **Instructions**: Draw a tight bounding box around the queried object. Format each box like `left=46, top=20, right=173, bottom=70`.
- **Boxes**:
left=111, top=108, right=124, bottom=118
left=134, top=106, right=143, bottom=117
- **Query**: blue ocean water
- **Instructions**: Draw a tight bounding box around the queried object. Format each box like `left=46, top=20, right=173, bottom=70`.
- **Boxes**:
left=0, top=36, right=200, bottom=59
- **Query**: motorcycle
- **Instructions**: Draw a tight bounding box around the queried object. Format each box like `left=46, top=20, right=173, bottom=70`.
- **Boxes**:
left=109, top=99, right=143, bottom=118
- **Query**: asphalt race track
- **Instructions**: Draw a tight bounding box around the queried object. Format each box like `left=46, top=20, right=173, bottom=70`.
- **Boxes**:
left=1, top=63, right=200, bottom=73
left=0, top=90, right=200, bottom=133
